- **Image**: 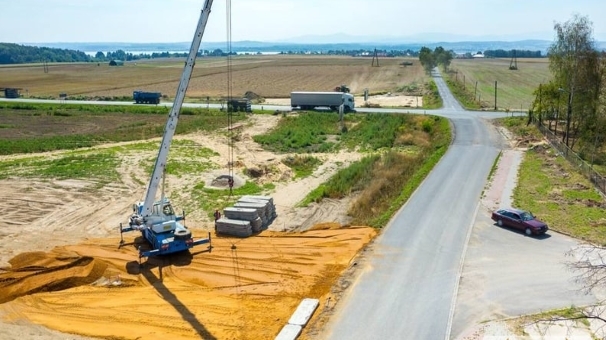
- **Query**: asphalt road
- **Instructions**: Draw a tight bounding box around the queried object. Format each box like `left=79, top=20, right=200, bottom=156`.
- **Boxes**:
left=323, top=70, right=505, bottom=340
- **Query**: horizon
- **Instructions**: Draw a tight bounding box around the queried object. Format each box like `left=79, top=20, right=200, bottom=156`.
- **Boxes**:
left=1, top=0, right=605, bottom=44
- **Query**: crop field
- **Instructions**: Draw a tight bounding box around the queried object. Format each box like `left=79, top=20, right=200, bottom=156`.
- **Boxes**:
left=0, top=55, right=425, bottom=100
left=450, top=58, right=552, bottom=111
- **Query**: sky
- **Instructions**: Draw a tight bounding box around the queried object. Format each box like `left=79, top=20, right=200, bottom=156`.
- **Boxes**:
left=1, top=0, right=605, bottom=43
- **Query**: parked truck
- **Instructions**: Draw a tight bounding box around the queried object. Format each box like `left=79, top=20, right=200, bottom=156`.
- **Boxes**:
left=133, top=90, right=161, bottom=104
left=290, top=91, right=355, bottom=112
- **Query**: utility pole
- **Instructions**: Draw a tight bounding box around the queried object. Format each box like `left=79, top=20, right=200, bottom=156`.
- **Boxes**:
left=494, top=81, right=498, bottom=111
left=371, top=49, right=380, bottom=67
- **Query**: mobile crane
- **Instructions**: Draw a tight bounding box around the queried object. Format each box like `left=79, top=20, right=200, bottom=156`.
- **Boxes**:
left=120, top=0, right=214, bottom=259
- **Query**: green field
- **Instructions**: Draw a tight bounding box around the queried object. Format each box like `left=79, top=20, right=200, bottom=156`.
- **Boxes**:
left=449, top=58, right=551, bottom=111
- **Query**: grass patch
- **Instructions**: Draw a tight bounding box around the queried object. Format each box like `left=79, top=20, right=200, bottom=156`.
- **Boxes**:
left=282, top=155, right=322, bottom=178
left=488, top=150, right=502, bottom=181
left=299, top=115, right=451, bottom=227
left=503, top=118, right=606, bottom=245
left=444, top=75, right=482, bottom=110
left=422, top=80, right=443, bottom=109
left=500, top=116, right=542, bottom=140
left=166, top=140, right=220, bottom=177
left=253, top=112, right=341, bottom=153
left=191, top=180, right=274, bottom=219
left=299, top=154, right=381, bottom=207
left=513, top=306, right=590, bottom=335
left=0, top=104, right=248, bottom=155
left=0, top=151, right=120, bottom=185
left=513, top=146, right=606, bottom=244
left=255, top=112, right=434, bottom=154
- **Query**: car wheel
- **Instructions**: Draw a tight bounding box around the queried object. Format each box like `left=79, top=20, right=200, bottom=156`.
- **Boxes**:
left=497, top=219, right=503, bottom=227
left=525, top=228, right=532, bottom=236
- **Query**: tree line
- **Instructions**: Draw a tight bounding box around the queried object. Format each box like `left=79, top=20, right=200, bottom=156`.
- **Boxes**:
left=528, top=15, right=606, bottom=327
left=483, top=49, right=543, bottom=58
left=418, top=46, right=454, bottom=73
left=0, top=43, right=91, bottom=64
left=0, top=43, right=423, bottom=65
left=530, top=14, right=606, bottom=156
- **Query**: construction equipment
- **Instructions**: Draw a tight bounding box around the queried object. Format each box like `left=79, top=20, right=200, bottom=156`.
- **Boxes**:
left=1, top=88, right=21, bottom=98
left=334, top=84, right=350, bottom=93
left=225, top=97, right=252, bottom=112
left=133, top=90, right=162, bottom=104
left=291, top=91, right=356, bottom=113
left=120, top=0, right=214, bottom=259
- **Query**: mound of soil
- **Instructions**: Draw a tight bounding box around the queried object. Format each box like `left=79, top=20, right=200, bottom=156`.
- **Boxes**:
left=0, top=228, right=375, bottom=340
left=0, top=250, right=108, bottom=304
left=244, top=91, right=263, bottom=101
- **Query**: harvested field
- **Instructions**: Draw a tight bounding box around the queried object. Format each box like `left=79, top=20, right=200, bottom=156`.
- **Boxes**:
left=0, top=55, right=426, bottom=100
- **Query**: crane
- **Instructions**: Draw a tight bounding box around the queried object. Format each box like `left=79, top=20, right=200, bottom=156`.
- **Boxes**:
left=120, top=0, right=214, bottom=259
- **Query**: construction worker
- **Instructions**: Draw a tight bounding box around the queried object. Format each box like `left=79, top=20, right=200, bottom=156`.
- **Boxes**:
left=214, top=209, right=221, bottom=231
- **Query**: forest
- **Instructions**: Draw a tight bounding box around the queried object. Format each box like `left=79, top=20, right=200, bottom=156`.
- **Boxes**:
left=0, top=43, right=92, bottom=64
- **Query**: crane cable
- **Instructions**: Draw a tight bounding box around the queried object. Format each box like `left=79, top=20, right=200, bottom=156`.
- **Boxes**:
left=226, top=0, right=235, bottom=196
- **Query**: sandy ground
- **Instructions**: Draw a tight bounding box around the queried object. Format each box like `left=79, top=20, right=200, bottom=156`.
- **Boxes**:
left=0, top=114, right=375, bottom=340
left=263, top=94, right=423, bottom=109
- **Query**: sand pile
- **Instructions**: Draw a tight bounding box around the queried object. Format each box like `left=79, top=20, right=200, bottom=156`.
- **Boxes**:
left=0, top=228, right=375, bottom=340
left=0, top=250, right=108, bottom=304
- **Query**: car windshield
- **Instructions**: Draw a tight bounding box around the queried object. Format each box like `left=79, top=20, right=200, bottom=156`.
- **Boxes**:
left=520, top=212, right=534, bottom=221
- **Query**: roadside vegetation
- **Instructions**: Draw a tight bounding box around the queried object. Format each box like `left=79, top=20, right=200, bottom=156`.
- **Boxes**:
left=254, top=111, right=439, bottom=155
left=444, top=76, right=482, bottom=110
left=422, top=80, right=443, bottom=109
left=499, top=116, right=606, bottom=245
left=295, top=114, right=451, bottom=227
left=482, top=15, right=606, bottom=333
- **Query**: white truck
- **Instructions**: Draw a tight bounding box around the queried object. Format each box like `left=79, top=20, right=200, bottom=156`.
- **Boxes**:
left=290, top=91, right=356, bottom=113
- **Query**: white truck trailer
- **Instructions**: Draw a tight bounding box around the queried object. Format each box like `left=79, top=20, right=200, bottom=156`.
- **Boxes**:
left=290, top=91, right=355, bottom=112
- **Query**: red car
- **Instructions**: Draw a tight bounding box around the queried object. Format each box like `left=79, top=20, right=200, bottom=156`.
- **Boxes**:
left=491, top=208, right=549, bottom=236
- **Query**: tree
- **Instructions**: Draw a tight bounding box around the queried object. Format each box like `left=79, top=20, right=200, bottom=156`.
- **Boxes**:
left=95, top=51, right=105, bottom=60
left=434, top=46, right=453, bottom=71
left=548, top=14, right=596, bottom=148
left=418, top=47, right=436, bottom=74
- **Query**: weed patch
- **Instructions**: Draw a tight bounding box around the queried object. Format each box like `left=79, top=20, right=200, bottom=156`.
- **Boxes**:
left=282, top=155, right=322, bottom=178
left=299, top=115, right=451, bottom=227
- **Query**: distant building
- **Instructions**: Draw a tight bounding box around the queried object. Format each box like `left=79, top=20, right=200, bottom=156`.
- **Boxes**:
left=472, top=52, right=485, bottom=58
left=109, top=60, right=124, bottom=66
